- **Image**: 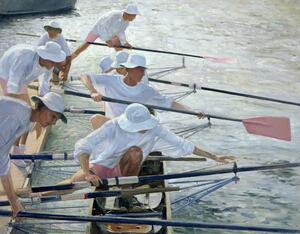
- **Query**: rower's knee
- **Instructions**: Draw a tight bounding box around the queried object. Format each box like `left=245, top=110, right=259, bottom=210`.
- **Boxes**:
left=123, top=146, right=143, bottom=165
left=90, top=114, right=110, bottom=130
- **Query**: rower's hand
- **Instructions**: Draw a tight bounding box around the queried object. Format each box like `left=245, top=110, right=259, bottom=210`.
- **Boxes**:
left=124, top=42, right=132, bottom=49
left=197, top=112, right=206, bottom=119
left=90, top=92, right=102, bottom=102
left=214, top=155, right=236, bottom=163
left=59, top=71, right=68, bottom=82
left=85, top=173, right=101, bottom=187
left=106, top=40, right=114, bottom=47
left=11, top=199, right=24, bottom=218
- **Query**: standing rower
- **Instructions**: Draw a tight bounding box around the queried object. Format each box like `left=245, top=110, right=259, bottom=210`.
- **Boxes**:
left=72, top=4, right=140, bottom=59
left=0, top=92, right=67, bottom=216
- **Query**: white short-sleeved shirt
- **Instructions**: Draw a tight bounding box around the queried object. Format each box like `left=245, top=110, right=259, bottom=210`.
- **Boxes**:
left=90, top=74, right=173, bottom=118
left=0, top=97, right=31, bottom=176
left=0, top=45, right=48, bottom=94
left=73, top=119, right=195, bottom=168
left=90, top=10, right=129, bottom=45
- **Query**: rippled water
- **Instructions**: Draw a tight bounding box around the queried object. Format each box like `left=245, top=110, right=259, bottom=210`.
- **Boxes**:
left=1, top=0, right=300, bottom=233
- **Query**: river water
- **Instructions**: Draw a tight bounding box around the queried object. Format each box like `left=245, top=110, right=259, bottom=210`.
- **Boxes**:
left=0, top=0, right=299, bottom=233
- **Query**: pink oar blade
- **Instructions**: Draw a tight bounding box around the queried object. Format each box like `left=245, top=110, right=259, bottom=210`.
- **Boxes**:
left=203, top=56, right=238, bottom=64
left=242, top=116, right=291, bottom=141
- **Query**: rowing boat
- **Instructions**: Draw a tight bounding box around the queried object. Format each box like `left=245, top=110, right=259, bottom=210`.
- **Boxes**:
left=87, top=156, right=173, bottom=234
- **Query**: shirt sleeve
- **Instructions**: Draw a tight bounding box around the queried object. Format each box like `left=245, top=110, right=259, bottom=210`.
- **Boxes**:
left=146, top=87, right=173, bottom=108
left=117, top=31, right=127, bottom=45
left=59, top=36, right=71, bottom=56
left=90, top=74, right=115, bottom=92
left=0, top=117, right=19, bottom=176
left=73, top=121, right=114, bottom=162
left=37, top=34, right=47, bottom=46
left=155, top=125, right=195, bottom=158
left=6, top=58, right=28, bottom=94
left=38, top=68, right=53, bottom=96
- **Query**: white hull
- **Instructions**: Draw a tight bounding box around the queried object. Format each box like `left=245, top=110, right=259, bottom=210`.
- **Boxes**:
left=0, top=0, right=77, bottom=15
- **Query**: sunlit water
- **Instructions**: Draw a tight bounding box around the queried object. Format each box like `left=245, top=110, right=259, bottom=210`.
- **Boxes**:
left=0, top=0, right=299, bottom=233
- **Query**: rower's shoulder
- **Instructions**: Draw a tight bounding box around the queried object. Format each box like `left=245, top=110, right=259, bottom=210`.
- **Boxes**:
left=0, top=97, right=31, bottom=120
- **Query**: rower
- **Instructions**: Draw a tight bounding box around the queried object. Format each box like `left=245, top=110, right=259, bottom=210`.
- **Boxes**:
left=111, top=51, right=129, bottom=76
left=71, top=4, right=140, bottom=59
left=99, top=56, right=114, bottom=74
left=49, top=103, right=234, bottom=208
left=38, top=20, right=72, bottom=86
left=0, top=92, right=67, bottom=217
left=80, top=54, right=203, bottom=129
left=0, top=41, right=66, bottom=154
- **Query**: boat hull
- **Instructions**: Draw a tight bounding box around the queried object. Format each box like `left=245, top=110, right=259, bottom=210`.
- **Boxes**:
left=0, top=0, right=77, bottom=15
left=87, top=159, right=172, bottom=234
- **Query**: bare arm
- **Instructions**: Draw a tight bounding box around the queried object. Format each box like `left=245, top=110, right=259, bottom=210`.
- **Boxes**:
left=79, top=153, right=100, bottom=186
left=71, top=43, right=90, bottom=60
left=61, top=56, right=72, bottom=81
left=80, top=75, right=103, bottom=102
left=1, top=172, right=24, bottom=217
left=193, top=146, right=235, bottom=163
left=172, top=101, right=205, bottom=118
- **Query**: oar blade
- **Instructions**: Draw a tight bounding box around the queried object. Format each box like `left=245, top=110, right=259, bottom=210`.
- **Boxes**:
left=204, top=56, right=238, bottom=64
left=242, top=117, right=291, bottom=141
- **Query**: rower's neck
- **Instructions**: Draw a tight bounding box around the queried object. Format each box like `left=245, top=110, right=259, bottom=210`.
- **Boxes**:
left=30, top=109, right=39, bottom=123
left=123, top=74, right=138, bottom=86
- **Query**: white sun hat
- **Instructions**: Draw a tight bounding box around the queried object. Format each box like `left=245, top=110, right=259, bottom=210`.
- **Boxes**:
left=123, top=4, right=140, bottom=15
left=31, top=92, right=67, bottom=123
left=99, top=56, right=113, bottom=73
left=44, top=20, right=62, bottom=33
left=120, top=54, right=147, bottom=69
left=117, top=103, right=159, bottom=133
left=111, top=51, right=129, bottom=68
left=37, top=41, right=66, bottom=62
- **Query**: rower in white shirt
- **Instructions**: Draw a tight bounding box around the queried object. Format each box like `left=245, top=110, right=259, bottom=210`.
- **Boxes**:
left=0, top=41, right=66, bottom=154
left=0, top=41, right=66, bottom=98
left=72, top=4, right=140, bottom=59
left=0, top=92, right=67, bottom=217
left=38, top=21, right=72, bottom=90
left=80, top=54, right=203, bottom=129
left=49, top=103, right=234, bottom=208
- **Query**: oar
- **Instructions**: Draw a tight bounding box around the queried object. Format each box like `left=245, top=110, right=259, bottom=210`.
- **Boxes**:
left=26, top=85, right=292, bottom=141
left=16, top=32, right=236, bottom=64
left=25, top=162, right=300, bottom=192
left=63, top=89, right=291, bottom=141
left=1, top=187, right=179, bottom=206
left=10, top=153, right=206, bottom=162
left=148, top=77, right=300, bottom=107
left=0, top=210, right=298, bottom=233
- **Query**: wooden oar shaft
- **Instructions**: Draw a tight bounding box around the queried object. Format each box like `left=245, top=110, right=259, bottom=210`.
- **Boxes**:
left=0, top=210, right=298, bottom=232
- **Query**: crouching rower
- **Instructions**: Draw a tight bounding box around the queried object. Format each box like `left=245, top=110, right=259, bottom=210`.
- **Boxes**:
left=0, top=92, right=67, bottom=216
left=50, top=104, right=234, bottom=206
left=80, top=53, right=204, bottom=129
